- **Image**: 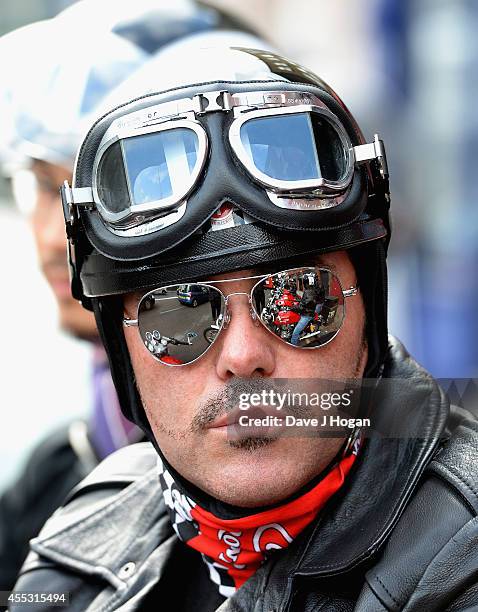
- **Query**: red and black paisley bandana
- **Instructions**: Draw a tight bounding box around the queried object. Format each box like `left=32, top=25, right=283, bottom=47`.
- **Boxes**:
left=158, top=436, right=360, bottom=598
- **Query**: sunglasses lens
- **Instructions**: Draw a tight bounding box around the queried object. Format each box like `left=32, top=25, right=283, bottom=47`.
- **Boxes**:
left=137, top=284, right=224, bottom=365
left=252, top=268, right=345, bottom=348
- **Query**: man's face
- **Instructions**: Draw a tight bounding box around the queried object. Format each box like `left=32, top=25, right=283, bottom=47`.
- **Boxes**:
left=30, top=160, right=97, bottom=339
left=124, top=250, right=367, bottom=507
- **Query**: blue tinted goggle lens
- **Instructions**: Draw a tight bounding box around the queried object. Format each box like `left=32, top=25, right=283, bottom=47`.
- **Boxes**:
left=239, top=113, right=346, bottom=183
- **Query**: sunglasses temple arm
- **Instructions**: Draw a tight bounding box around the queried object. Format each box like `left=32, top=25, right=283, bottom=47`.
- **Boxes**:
left=123, top=318, right=139, bottom=327
left=343, top=287, right=359, bottom=299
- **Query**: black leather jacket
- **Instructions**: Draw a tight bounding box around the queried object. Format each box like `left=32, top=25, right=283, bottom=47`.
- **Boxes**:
left=0, top=421, right=98, bottom=591
left=12, top=339, right=478, bottom=611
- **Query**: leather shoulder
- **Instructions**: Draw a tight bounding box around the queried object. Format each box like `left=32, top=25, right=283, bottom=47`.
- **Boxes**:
left=0, top=423, right=84, bottom=591
left=24, top=442, right=158, bottom=548
left=428, top=416, right=478, bottom=513
left=19, top=442, right=164, bottom=579
left=356, top=417, right=478, bottom=611
left=15, top=443, right=169, bottom=611
left=64, top=441, right=157, bottom=504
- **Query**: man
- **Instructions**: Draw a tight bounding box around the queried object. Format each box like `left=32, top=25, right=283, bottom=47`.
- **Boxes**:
left=0, top=2, right=261, bottom=591
left=0, top=10, right=147, bottom=590
left=12, top=46, right=478, bottom=611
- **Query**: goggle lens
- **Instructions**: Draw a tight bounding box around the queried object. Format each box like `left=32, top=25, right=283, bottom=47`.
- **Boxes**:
left=124, top=128, right=199, bottom=205
left=239, top=113, right=347, bottom=183
left=97, top=127, right=201, bottom=216
left=135, top=268, right=346, bottom=366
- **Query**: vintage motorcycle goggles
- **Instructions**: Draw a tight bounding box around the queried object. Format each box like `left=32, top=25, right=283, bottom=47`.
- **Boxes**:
left=68, top=90, right=387, bottom=235
left=123, top=266, right=358, bottom=366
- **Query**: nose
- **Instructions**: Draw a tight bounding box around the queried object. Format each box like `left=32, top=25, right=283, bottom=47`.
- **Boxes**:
left=215, top=294, right=276, bottom=380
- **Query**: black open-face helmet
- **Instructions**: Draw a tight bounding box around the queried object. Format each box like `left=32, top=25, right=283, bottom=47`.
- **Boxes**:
left=62, top=44, right=391, bottom=431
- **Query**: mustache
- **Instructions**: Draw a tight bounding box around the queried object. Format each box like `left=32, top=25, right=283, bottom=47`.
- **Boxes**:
left=190, top=378, right=312, bottom=432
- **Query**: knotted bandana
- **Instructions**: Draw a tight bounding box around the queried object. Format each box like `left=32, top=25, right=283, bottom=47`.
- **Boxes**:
left=158, top=435, right=360, bottom=597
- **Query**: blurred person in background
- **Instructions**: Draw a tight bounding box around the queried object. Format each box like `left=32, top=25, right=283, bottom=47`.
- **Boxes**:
left=0, top=0, right=262, bottom=590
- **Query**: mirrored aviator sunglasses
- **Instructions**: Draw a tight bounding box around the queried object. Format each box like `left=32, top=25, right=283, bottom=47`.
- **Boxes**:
left=123, top=267, right=359, bottom=366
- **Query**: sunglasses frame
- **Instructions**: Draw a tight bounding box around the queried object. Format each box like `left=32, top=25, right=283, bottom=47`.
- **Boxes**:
left=123, top=266, right=359, bottom=367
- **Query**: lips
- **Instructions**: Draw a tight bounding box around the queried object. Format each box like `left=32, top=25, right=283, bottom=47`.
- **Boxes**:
left=207, top=408, right=243, bottom=429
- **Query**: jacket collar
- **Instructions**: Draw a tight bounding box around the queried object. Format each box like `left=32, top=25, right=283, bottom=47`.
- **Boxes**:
left=30, top=338, right=449, bottom=592
left=29, top=445, right=173, bottom=588
left=276, top=337, right=450, bottom=579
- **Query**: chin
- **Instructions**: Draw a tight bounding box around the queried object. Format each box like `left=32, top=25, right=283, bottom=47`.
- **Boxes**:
left=210, top=477, right=298, bottom=508
left=199, top=448, right=310, bottom=508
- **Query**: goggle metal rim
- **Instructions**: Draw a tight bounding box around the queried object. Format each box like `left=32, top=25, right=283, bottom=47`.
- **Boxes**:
left=228, top=104, right=354, bottom=195
left=92, top=119, right=208, bottom=226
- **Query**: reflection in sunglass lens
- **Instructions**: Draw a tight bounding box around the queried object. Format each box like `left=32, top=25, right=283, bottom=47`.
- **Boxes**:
left=251, top=268, right=344, bottom=348
left=136, top=268, right=347, bottom=366
left=137, top=284, right=225, bottom=365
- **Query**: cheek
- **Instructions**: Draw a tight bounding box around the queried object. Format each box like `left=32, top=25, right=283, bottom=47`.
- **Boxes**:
left=347, top=292, right=366, bottom=343
left=124, top=328, right=204, bottom=427
left=332, top=292, right=367, bottom=373
left=125, top=329, right=173, bottom=427
left=30, top=211, right=44, bottom=247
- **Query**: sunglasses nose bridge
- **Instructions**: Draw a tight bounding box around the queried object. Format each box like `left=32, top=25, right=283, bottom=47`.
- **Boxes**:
left=222, top=292, right=259, bottom=328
